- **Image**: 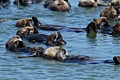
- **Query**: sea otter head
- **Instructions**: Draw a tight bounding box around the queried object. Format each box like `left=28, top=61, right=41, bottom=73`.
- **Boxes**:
left=43, top=46, right=69, bottom=60
left=6, top=35, right=27, bottom=51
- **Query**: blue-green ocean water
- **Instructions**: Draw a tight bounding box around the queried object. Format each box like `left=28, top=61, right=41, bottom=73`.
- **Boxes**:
left=0, top=0, right=120, bottom=80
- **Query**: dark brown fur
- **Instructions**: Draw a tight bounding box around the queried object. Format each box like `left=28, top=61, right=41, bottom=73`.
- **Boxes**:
left=100, top=6, right=118, bottom=20
left=86, top=21, right=97, bottom=33
left=78, top=0, right=97, bottom=7
left=44, top=0, right=71, bottom=12
left=45, top=33, right=56, bottom=46
left=112, top=22, right=120, bottom=36
left=6, top=35, right=27, bottom=52
left=15, top=18, right=32, bottom=28
left=16, top=26, right=38, bottom=37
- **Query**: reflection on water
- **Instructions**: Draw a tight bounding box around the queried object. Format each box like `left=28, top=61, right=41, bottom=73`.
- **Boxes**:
left=0, top=0, right=120, bottom=80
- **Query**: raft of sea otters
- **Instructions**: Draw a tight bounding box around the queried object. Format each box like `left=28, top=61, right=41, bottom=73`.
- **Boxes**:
left=1, top=0, right=120, bottom=65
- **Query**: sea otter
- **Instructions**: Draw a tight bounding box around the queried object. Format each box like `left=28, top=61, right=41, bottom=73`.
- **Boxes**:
left=44, top=0, right=71, bottom=12
left=86, top=17, right=111, bottom=33
left=15, top=17, right=42, bottom=28
left=13, top=0, right=44, bottom=6
left=5, top=35, right=120, bottom=64
left=6, top=35, right=27, bottom=52
left=111, top=0, right=120, bottom=15
left=32, top=16, right=111, bottom=33
left=15, top=18, right=32, bottom=28
left=6, top=35, right=45, bottom=57
left=15, top=16, right=110, bottom=34
left=78, top=0, right=97, bottom=7
left=78, top=0, right=112, bottom=7
left=43, top=46, right=69, bottom=60
left=100, top=5, right=118, bottom=20
left=16, top=27, right=66, bottom=46
left=15, top=17, right=85, bottom=33
left=16, top=26, right=38, bottom=37
left=111, top=0, right=120, bottom=7
left=40, top=46, right=120, bottom=65
left=16, top=17, right=39, bottom=37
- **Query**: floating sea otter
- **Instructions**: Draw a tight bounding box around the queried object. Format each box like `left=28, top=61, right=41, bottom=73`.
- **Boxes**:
left=44, top=0, right=71, bottom=12
left=16, top=17, right=39, bottom=38
left=15, top=17, right=66, bottom=45
left=15, top=18, right=33, bottom=28
left=86, top=17, right=111, bottom=33
left=111, top=0, right=120, bottom=7
left=5, top=35, right=120, bottom=64
left=16, top=26, right=66, bottom=46
left=78, top=0, right=112, bottom=7
left=13, top=0, right=44, bottom=6
left=37, top=46, right=120, bottom=65
left=15, top=16, right=85, bottom=32
left=100, top=5, right=118, bottom=20
left=33, top=16, right=111, bottom=33
left=0, top=0, right=10, bottom=9
left=6, top=35, right=45, bottom=57
left=15, top=16, right=111, bottom=34
left=78, top=0, right=98, bottom=7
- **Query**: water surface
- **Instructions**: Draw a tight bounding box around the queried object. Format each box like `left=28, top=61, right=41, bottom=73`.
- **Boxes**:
left=0, top=0, right=120, bottom=80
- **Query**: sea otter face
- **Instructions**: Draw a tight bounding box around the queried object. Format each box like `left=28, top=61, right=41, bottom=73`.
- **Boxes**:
left=43, top=46, right=69, bottom=60
left=6, top=35, right=26, bottom=51
left=55, top=48, right=68, bottom=60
